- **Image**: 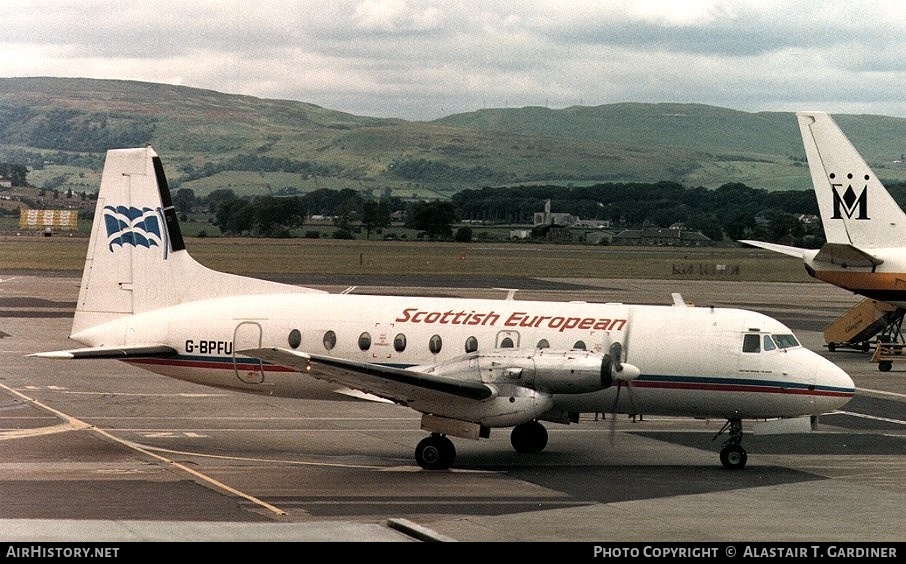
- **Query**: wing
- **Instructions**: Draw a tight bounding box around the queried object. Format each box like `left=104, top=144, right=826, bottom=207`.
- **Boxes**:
left=30, top=344, right=178, bottom=359
left=240, top=347, right=495, bottom=405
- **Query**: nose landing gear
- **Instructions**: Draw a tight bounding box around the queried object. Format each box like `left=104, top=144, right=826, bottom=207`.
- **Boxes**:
left=714, top=418, right=748, bottom=470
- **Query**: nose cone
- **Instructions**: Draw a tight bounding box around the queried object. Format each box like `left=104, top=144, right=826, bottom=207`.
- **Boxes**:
left=813, top=355, right=855, bottom=412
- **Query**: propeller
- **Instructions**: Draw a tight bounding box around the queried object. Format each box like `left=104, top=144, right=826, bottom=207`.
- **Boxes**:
left=602, top=341, right=640, bottom=443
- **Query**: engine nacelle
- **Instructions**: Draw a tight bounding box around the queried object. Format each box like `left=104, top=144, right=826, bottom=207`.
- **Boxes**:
left=516, top=349, right=611, bottom=393
left=421, top=348, right=613, bottom=394
left=475, top=390, right=556, bottom=427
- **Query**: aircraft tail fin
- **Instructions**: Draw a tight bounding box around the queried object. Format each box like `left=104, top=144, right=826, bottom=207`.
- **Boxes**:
left=72, top=147, right=319, bottom=336
left=797, top=111, right=906, bottom=249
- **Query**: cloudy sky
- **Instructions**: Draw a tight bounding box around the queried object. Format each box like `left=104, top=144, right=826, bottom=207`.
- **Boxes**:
left=3, top=0, right=906, bottom=121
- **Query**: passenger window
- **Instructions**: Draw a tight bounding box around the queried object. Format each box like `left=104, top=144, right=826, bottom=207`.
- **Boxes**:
left=288, top=329, right=302, bottom=349
left=742, top=334, right=760, bottom=353
left=323, top=330, right=336, bottom=351
left=358, top=332, right=372, bottom=351
left=536, top=339, right=550, bottom=349
left=429, top=334, right=443, bottom=354
left=500, top=337, right=514, bottom=348
left=465, top=336, right=478, bottom=353
left=763, top=335, right=776, bottom=351
left=394, top=333, right=406, bottom=352
left=573, top=341, right=586, bottom=350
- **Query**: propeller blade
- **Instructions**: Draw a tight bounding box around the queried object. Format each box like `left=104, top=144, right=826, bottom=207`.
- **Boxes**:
left=609, top=342, right=624, bottom=371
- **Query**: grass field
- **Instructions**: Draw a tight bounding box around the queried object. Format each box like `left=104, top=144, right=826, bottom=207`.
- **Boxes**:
left=0, top=234, right=812, bottom=283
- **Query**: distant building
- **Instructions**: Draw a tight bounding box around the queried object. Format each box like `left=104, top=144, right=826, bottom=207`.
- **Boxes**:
left=0, top=178, right=11, bottom=189
left=584, top=231, right=612, bottom=245
left=19, top=209, right=78, bottom=232
left=533, top=200, right=609, bottom=229
left=531, top=223, right=572, bottom=242
left=533, top=200, right=576, bottom=227
left=575, top=218, right=610, bottom=229
left=611, top=225, right=711, bottom=246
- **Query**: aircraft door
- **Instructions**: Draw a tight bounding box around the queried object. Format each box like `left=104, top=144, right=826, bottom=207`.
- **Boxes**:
left=233, top=321, right=265, bottom=384
left=369, top=323, right=395, bottom=360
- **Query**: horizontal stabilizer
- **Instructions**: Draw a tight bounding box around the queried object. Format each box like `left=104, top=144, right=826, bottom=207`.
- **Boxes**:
left=240, top=347, right=495, bottom=401
left=30, top=344, right=178, bottom=360
left=813, top=243, right=883, bottom=268
left=738, top=240, right=806, bottom=258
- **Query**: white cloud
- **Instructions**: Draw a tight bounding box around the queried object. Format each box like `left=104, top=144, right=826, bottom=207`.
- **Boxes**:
left=3, top=1, right=906, bottom=120
left=352, top=0, right=442, bottom=33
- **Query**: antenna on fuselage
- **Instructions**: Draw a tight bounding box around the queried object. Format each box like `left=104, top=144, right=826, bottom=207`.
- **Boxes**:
left=494, top=288, right=518, bottom=300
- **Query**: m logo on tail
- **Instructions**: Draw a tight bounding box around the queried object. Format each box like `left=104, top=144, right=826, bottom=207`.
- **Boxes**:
left=103, top=205, right=164, bottom=252
left=830, top=175, right=869, bottom=220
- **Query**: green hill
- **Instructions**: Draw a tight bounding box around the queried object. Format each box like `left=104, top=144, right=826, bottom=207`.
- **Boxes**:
left=3, top=77, right=906, bottom=200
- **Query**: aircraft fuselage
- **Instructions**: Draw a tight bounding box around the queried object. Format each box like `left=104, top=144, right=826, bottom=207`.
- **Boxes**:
left=803, top=248, right=906, bottom=308
left=71, top=292, right=854, bottom=425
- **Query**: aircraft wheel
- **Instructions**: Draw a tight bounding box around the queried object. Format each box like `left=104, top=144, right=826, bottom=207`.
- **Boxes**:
left=719, top=444, right=748, bottom=470
left=415, top=434, right=455, bottom=470
left=827, top=343, right=836, bottom=352
left=510, top=421, right=548, bottom=453
left=879, top=361, right=892, bottom=372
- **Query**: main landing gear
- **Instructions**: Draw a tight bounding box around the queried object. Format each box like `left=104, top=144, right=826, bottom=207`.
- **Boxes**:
left=510, top=420, right=548, bottom=454
left=415, top=433, right=456, bottom=470
left=714, top=418, right=748, bottom=470
left=415, top=421, right=550, bottom=470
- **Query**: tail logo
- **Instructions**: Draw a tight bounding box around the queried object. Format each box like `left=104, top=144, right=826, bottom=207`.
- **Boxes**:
left=829, top=173, right=869, bottom=220
left=103, top=205, right=164, bottom=252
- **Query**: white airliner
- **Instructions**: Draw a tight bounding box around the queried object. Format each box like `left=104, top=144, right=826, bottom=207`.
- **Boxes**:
left=32, top=147, right=854, bottom=470
left=741, top=112, right=906, bottom=344
left=740, top=112, right=906, bottom=360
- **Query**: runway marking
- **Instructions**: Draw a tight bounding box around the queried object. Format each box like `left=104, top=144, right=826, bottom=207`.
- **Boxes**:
left=0, top=381, right=289, bottom=517
left=834, top=410, right=906, bottom=425
left=59, top=416, right=417, bottom=422
left=141, top=431, right=208, bottom=438
left=0, top=422, right=89, bottom=441
left=857, top=387, right=906, bottom=400
left=128, top=443, right=392, bottom=470
left=18, top=389, right=228, bottom=398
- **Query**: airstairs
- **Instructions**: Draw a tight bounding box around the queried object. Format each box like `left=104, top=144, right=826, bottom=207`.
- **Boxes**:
left=824, top=298, right=905, bottom=371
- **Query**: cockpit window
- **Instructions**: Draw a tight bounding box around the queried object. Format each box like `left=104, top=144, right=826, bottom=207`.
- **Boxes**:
left=772, top=334, right=800, bottom=349
left=763, top=335, right=776, bottom=351
left=742, top=334, right=760, bottom=353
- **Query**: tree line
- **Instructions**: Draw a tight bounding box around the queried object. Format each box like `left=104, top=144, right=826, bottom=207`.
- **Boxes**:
left=9, top=157, right=906, bottom=246
left=451, top=181, right=826, bottom=243
left=167, top=179, right=906, bottom=246
left=178, top=186, right=463, bottom=240
left=0, top=161, right=28, bottom=185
